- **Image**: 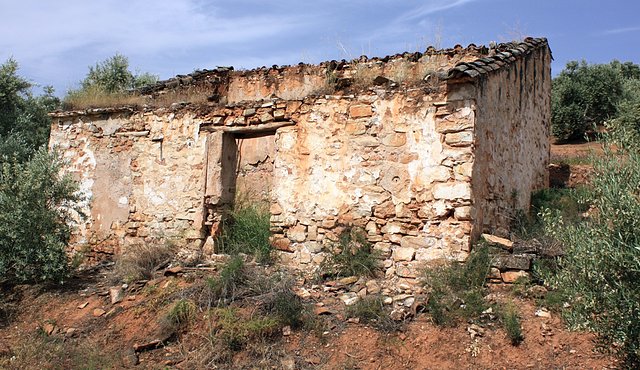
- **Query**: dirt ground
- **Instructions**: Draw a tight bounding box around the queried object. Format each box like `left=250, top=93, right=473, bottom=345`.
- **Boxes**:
left=0, top=141, right=616, bottom=369
left=0, top=267, right=617, bottom=370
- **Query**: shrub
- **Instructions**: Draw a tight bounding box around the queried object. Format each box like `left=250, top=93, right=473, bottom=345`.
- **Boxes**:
left=422, top=245, right=491, bottom=326
left=211, top=307, right=279, bottom=352
left=261, top=288, right=304, bottom=329
left=540, top=138, right=640, bottom=366
left=205, top=255, right=247, bottom=305
left=112, top=243, right=175, bottom=283
left=0, top=149, right=82, bottom=283
left=216, top=203, right=272, bottom=264
left=64, top=53, right=158, bottom=110
left=162, top=299, right=196, bottom=333
left=345, top=295, right=401, bottom=333
left=512, top=187, right=589, bottom=240
left=552, top=60, right=624, bottom=141
left=321, top=227, right=379, bottom=278
left=501, top=303, right=524, bottom=345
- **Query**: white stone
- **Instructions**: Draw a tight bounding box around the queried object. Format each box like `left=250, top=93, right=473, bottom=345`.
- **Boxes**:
left=392, top=247, right=415, bottom=261
left=433, top=182, right=471, bottom=200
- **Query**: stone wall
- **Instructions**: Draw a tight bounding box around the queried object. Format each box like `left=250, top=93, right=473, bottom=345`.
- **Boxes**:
left=50, top=38, right=551, bottom=285
left=269, top=91, right=477, bottom=284
left=470, top=45, right=551, bottom=237
left=50, top=109, right=208, bottom=260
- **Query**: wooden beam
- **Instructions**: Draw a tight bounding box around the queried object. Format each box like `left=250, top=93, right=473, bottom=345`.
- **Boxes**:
left=200, top=120, right=295, bottom=133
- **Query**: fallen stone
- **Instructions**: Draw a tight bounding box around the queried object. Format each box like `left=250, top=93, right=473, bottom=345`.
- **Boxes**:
left=164, top=266, right=184, bottom=276
left=365, top=280, right=381, bottom=294
left=337, top=276, right=358, bottom=285
left=93, top=308, right=106, bottom=317
left=339, top=293, right=359, bottom=306
left=282, top=326, right=291, bottom=336
left=535, top=308, right=552, bottom=318
left=481, top=233, right=513, bottom=251
left=109, top=286, right=124, bottom=304
left=501, top=270, right=529, bottom=283
left=42, top=322, right=56, bottom=336
left=77, top=302, right=89, bottom=309
left=314, top=307, right=332, bottom=315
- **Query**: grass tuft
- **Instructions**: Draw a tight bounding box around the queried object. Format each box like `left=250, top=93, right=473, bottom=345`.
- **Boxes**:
left=321, top=227, right=380, bottom=278
left=216, top=203, right=272, bottom=264
left=422, top=244, right=491, bottom=326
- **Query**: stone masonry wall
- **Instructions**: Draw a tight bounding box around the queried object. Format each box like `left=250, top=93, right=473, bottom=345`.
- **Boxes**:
left=471, top=46, right=551, bottom=237
left=50, top=38, right=551, bottom=285
left=269, top=90, right=477, bottom=284
left=50, top=109, right=208, bottom=261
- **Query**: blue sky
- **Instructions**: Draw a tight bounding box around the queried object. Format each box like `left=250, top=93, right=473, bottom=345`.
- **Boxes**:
left=1, top=0, right=639, bottom=95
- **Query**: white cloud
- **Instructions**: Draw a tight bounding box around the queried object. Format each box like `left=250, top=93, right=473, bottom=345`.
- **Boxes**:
left=600, top=26, right=640, bottom=35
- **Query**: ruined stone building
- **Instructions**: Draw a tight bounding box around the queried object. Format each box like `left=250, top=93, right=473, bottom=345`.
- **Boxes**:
left=49, top=37, right=551, bottom=283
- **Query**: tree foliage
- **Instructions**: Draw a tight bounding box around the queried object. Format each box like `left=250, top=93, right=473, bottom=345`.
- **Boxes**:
left=0, top=149, right=82, bottom=283
left=541, top=134, right=640, bottom=366
left=80, top=53, right=158, bottom=93
left=551, top=60, right=625, bottom=141
left=0, top=58, right=80, bottom=284
left=0, top=58, right=60, bottom=150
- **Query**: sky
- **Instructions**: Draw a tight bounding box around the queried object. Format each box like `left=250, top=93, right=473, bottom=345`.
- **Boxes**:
left=1, top=0, right=639, bottom=95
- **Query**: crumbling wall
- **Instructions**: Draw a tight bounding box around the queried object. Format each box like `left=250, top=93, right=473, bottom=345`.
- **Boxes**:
left=269, top=90, right=477, bottom=283
left=471, top=46, right=551, bottom=237
left=50, top=38, right=551, bottom=284
left=50, top=109, right=208, bottom=260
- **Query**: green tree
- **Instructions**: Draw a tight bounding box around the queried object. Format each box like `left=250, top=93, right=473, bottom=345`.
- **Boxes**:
left=0, top=58, right=80, bottom=284
left=75, top=53, right=158, bottom=94
left=0, top=58, right=60, bottom=151
left=552, top=61, right=624, bottom=141
left=0, top=149, right=82, bottom=283
left=541, top=135, right=640, bottom=366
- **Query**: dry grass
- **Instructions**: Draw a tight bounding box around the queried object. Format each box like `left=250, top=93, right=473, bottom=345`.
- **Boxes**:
left=112, top=243, right=176, bottom=284
left=63, top=85, right=146, bottom=110
left=352, top=63, right=378, bottom=90
left=63, top=85, right=213, bottom=110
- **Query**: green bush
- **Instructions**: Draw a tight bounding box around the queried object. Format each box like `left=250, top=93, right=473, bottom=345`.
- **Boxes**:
left=552, top=60, right=624, bottom=142
left=422, top=245, right=491, bottom=326
left=345, top=295, right=401, bottom=333
left=216, top=204, right=272, bottom=264
left=205, top=255, right=247, bottom=305
left=162, top=299, right=196, bottom=332
left=501, top=303, right=524, bottom=345
left=0, top=149, right=82, bottom=283
left=541, top=139, right=640, bottom=366
left=321, top=227, right=379, bottom=278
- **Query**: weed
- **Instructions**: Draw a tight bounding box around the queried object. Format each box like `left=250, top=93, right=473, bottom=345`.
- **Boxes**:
left=261, top=288, right=305, bottom=328
left=501, top=303, right=524, bottom=345
left=512, top=187, right=590, bottom=240
left=216, top=203, right=272, bottom=264
left=352, top=63, right=377, bottom=90
left=346, top=295, right=401, bottom=333
left=510, top=275, right=532, bottom=298
left=1, top=334, right=119, bottom=369
left=64, top=83, right=214, bottom=110
left=162, top=299, right=196, bottom=333
left=211, top=307, right=280, bottom=352
left=63, top=85, right=146, bottom=109
left=205, top=255, right=247, bottom=306
left=321, top=227, right=380, bottom=278
left=422, top=244, right=491, bottom=326
left=112, top=243, right=175, bottom=283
